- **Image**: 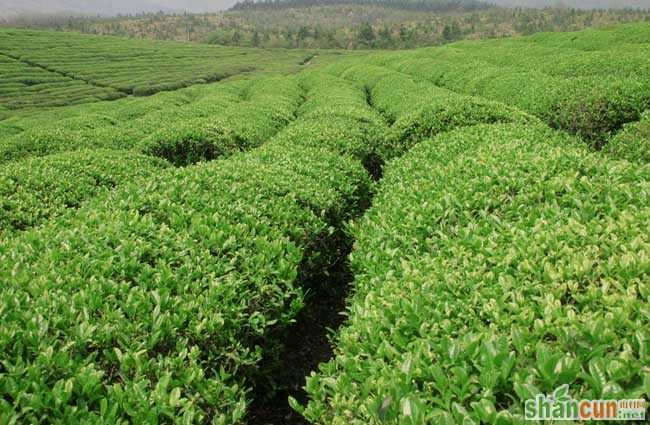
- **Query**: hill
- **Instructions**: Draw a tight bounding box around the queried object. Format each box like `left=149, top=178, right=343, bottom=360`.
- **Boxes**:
left=230, top=0, right=650, bottom=10
left=24, top=4, right=650, bottom=49
left=229, top=0, right=489, bottom=12
left=0, top=28, right=349, bottom=112
left=1, top=0, right=648, bottom=19
left=492, top=0, right=650, bottom=9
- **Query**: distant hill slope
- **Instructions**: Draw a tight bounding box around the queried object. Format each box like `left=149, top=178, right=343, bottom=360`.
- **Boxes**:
left=229, top=0, right=650, bottom=11
left=12, top=1, right=649, bottom=49
left=2, top=0, right=647, bottom=19
left=492, top=0, right=650, bottom=9
left=0, top=0, right=487, bottom=18
left=230, top=0, right=489, bottom=12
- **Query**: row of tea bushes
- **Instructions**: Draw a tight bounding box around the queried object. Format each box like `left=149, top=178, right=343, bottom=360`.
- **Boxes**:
left=139, top=77, right=303, bottom=166
left=606, top=110, right=650, bottom=164
left=328, top=62, right=541, bottom=159
left=0, top=83, right=243, bottom=161
left=0, top=141, right=372, bottom=424
left=0, top=69, right=398, bottom=423
left=442, top=32, right=650, bottom=80
left=0, top=87, right=201, bottom=136
left=274, top=71, right=389, bottom=176
left=299, top=123, right=650, bottom=424
left=0, top=77, right=302, bottom=238
left=380, top=52, right=650, bottom=145
left=524, top=22, right=650, bottom=51
left=0, top=81, right=246, bottom=142
left=0, top=53, right=125, bottom=110
left=0, top=150, right=170, bottom=235
left=354, top=23, right=650, bottom=147
left=0, top=29, right=318, bottom=101
left=0, top=77, right=302, bottom=165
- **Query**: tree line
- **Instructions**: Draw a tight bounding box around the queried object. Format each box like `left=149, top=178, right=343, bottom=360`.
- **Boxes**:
left=230, top=0, right=490, bottom=12
left=6, top=4, right=649, bottom=50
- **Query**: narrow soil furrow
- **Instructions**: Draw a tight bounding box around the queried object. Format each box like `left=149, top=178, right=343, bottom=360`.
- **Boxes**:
left=245, top=74, right=390, bottom=424
left=246, top=233, right=355, bottom=425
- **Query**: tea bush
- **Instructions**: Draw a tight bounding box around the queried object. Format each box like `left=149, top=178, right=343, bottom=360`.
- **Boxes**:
left=373, top=24, right=650, bottom=147
left=0, top=66, right=385, bottom=424
left=275, top=71, right=389, bottom=176
left=138, top=77, right=302, bottom=165
left=300, top=124, right=650, bottom=424
left=387, top=54, right=649, bottom=145
left=0, top=53, right=125, bottom=110
left=2, top=21, right=650, bottom=425
left=606, top=110, right=650, bottom=164
left=0, top=126, right=144, bottom=163
left=329, top=64, right=541, bottom=158
left=0, top=77, right=302, bottom=165
left=0, top=138, right=372, bottom=423
left=0, top=29, right=320, bottom=107
left=0, top=150, right=170, bottom=234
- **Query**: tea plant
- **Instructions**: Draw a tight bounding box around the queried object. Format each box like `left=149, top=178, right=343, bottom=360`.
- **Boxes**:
left=330, top=63, right=541, bottom=158
left=0, top=77, right=302, bottom=165
left=0, top=63, right=386, bottom=424
left=0, top=28, right=329, bottom=110
left=299, top=124, right=650, bottom=424
left=367, top=22, right=650, bottom=147
left=275, top=71, right=389, bottom=174
left=606, top=110, right=650, bottom=164
left=0, top=149, right=170, bottom=234
left=0, top=140, right=372, bottom=423
left=1, top=20, right=649, bottom=425
left=0, top=53, right=124, bottom=110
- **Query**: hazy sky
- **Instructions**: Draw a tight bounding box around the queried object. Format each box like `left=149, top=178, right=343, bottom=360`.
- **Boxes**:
left=0, top=1, right=238, bottom=18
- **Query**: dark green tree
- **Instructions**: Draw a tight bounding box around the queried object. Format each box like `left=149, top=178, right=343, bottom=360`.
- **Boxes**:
left=378, top=26, right=393, bottom=48
left=231, top=29, right=242, bottom=44
left=358, top=22, right=376, bottom=47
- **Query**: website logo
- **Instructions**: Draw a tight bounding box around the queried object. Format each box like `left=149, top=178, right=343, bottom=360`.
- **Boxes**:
left=524, top=385, right=646, bottom=421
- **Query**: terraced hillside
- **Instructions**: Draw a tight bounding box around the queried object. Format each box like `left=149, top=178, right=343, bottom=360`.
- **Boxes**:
left=0, top=23, right=648, bottom=425
left=0, top=29, right=346, bottom=113
left=0, top=54, right=123, bottom=111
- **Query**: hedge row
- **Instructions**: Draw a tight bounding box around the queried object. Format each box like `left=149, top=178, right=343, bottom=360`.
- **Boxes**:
left=0, top=77, right=302, bottom=165
left=0, top=52, right=125, bottom=110
left=606, top=110, right=650, bottom=164
left=330, top=63, right=541, bottom=158
left=443, top=32, right=650, bottom=80
left=385, top=53, right=650, bottom=145
left=299, top=124, right=650, bottom=424
left=0, top=150, right=170, bottom=235
left=0, top=86, right=191, bottom=134
left=0, top=83, right=241, bottom=159
left=0, top=29, right=316, bottom=101
left=139, top=77, right=303, bottom=166
left=0, top=70, right=389, bottom=423
left=274, top=71, right=389, bottom=175
left=524, top=22, right=650, bottom=51
left=0, top=146, right=372, bottom=424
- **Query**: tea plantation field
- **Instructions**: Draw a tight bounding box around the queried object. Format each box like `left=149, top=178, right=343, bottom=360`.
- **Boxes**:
left=0, top=29, right=348, bottom=113
left=0, top=23, right=648, bottom=425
